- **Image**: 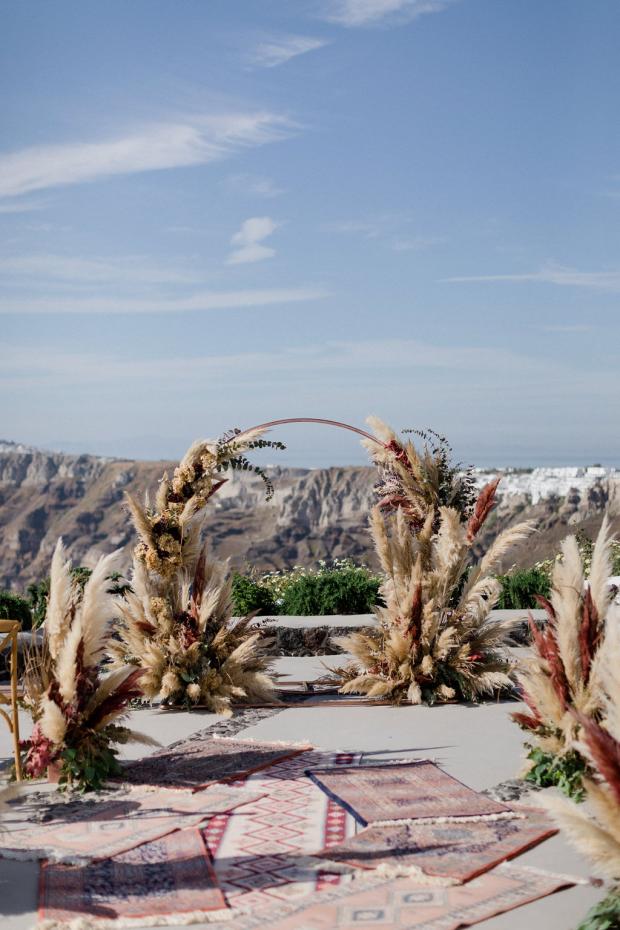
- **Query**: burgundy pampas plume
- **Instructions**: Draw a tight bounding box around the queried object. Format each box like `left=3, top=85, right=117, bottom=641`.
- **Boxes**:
left=576, top=712, right=620, bottom=806
left=512, top=710, right=543, bottom=731
left=406, top=583, right=423, bottom=639
left=467, top=478, right=501, bottom=542
left=528, top=613, right=570, bottom=709
left=534, top=593, right=557, bottom=623
left=87, top=668, right=145, bottom=730
left=579, top=587, right=600, bottom=685
left=385, top=439, right=414, bottom=472
left=204, top=478, right=228, bottom=504
left=190, top=545, right=208, bottom=617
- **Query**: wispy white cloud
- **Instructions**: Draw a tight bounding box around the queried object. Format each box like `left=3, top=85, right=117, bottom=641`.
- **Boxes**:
left=1, top=336, right=610, bottom=393
left=0, top=253, right=202, bottom=285
left=538, top=324, right=593, bottom=333
left=324, top=0, right=455, bottom=28
left=330, top=215, right=444, bottom=252
left=0, top=285, right=327, bottom=314
left=0, top=113, right=291, bottom=199
left=443, top=263, right=620, bottom=292
left=391, top=235, right=446, bottom=252
left=226, top=173, right=285, bottom=198
left=227, top=216, right=279, bottom=265
left=250, top=35, right=329, bottom=68
left=0, top=198, right=49, bottom=214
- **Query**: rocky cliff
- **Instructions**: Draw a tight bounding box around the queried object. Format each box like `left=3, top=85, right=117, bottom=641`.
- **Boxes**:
left=0, top=441, right=618, bottom=591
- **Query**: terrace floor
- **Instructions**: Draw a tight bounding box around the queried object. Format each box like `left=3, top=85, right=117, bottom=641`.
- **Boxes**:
left=0, top=648, right=603, bottom=930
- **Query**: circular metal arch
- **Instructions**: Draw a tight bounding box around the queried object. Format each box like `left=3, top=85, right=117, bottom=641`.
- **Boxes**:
left=235, top=417, right=384, bottom=448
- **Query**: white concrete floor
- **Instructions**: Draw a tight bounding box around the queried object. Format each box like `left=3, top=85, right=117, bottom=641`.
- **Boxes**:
left=0, top=656, right=603, bottom=930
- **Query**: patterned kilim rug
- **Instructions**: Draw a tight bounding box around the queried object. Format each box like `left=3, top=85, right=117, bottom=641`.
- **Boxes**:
left=38, top=828, right=227, bottom=929
left=120, top=736, right=310, bottom=790
left=314, top=806, right=557, bottom=883
left=306, top=761, right=513, bottom=826
left=203, top=750, right=362, bottom=915
left=0, top=783, right=263, bottom=864
left=210, top=862, right=576, bottom=930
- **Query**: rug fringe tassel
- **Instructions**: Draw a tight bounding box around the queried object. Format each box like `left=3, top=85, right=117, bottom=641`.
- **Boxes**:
left=371, top=811, right=525, bottom=827
left=36, top=906, right=235, bottom=930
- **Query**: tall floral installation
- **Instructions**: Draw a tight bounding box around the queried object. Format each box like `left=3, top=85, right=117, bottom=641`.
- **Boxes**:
left=109, top=427, right=285, bottom=715
left=512, top=517, right=616, bottom=801
left=22, top=541, right=152, bottom=790
left=333, top=417, right=533, bottom=704
left=512, top=519, right=620, bottom=928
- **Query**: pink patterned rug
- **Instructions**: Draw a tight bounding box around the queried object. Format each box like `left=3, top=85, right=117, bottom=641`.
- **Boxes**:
left=39, top=828, right=227, bottom=928
left=314, top=806, right=557, bottom=883
left=202, top=862, right=575, bottom=930
left=204, top=750, right=362, bottom=914
left=306, top=761, right=513, bottom=826
left=120, top=736, right=310, bottom=790
left=1, top=783, right=262, bottom=864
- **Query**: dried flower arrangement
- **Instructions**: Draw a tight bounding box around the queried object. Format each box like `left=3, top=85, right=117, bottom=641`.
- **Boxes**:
left=333, top=417, right=532, bottom=704
left=109, top=427, right=285, bottom=715
left=22, top=541, right=153, bottom=790
left=513, top=518, right=616, bottom=800
left=540, top=596, right=620, bottom=929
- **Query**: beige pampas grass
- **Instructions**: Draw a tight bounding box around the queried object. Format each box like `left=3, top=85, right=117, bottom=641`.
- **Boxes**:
left=111, top=428, right=283, bottom=715
left=334, top=419, right=530, bottom=705
left=513, top=516, right=616, bottom=772
left=514, top=515, right=620, bottom=890
left=22, top=541, right=148, bottom=789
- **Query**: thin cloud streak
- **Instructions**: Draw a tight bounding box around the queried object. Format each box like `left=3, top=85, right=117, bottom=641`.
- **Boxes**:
left=0, top=254, right=203, bottom=285
left=0, top=286, right=328, bottom=314
left=443, top=264, right=620, bottom=292
left=324, top=0, right=455, bottom=27
left=250, top=35, right=329, bottom=68
left=0, top=113, right=292, bottom=199
left=1, top=336, right=607, bottom=390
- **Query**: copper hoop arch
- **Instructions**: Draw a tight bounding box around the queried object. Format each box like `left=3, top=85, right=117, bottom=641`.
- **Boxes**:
left=235, top=417, right=384, bottom=448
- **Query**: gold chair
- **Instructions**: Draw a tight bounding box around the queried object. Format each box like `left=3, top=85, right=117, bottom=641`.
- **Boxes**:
left=0, top=620, right=23, bottom=781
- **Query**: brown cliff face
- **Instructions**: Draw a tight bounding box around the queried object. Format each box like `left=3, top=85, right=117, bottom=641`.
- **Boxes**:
left=0, top=443, right=618, bottom=591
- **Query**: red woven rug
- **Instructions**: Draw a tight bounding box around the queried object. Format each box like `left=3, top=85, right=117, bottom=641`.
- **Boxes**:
left=39, top=828, right=227, bottom=928
left=223, top=862, right=576, bottom=930
left=120, top=736, right=310, bottom=790
left=314, top=806, right=557, bottom=883
left=306, top=761, right=512, bottom=826
left=204, top=749, right=361, bottom=914
left=0, top=783, right=262, bottom=864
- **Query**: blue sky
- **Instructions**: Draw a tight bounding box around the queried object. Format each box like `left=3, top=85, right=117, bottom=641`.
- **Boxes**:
left=1, top=0, right=619, bottom=467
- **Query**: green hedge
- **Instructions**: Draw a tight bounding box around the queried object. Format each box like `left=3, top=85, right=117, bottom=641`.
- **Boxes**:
left=0, top=591, right=33, bottom=630
left=496, top=567, right=551, bottom=610
left=232, top=561, right=382, bottom=616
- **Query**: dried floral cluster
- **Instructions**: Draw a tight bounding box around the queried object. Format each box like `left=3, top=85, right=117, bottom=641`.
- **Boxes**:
left=513, top=519, right=615, bottom=793
left=334, top=418, right=531, bottom=704
left=367, top=417, right=479, bottom=531
left=22, top=541, right=152, bottom=789
left=541, top=597, right=620, bottom=889
left=110, top=428, right=284, bottom=715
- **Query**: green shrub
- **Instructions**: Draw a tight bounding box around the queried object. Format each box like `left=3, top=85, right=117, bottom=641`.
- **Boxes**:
left=496, top=567, right=551, bottom=609
left=576, top=892, right=620, bottom=930
left=232, top=574, right=277, bottom=615
left=26, top=578, right=50, bottom=628
left=280, top=567, right=381, bottom=616
left=0, top=591, right=33, bottom=630
left=231, top=560, right=383, bottom=616
left=523, top=746, right=587, bottom=801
